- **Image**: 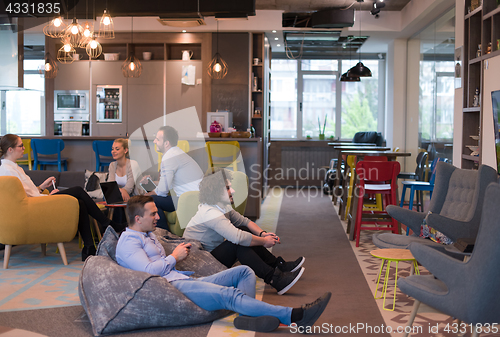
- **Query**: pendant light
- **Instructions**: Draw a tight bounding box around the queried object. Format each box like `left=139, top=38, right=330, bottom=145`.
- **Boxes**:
left=340, top=37, right=360, bottom=82
left=63, top=0, right=85, bottom=48
left=207, top=21, right=228, bottom=79
left=43, top=16, right=67, bottom=38
left=347, top=4, right=372, bottom=78
left=86, top=34, right=102, bottom=59
left=86, top=0, right=102, bottom=59
left=98, top=3, right=114, bottom=39
left=57, top=37, right=76, bottom=63
left=122, top=17, right=142, bottom=78
left=38, top=52, right=59, bottom=78
left=78, top=0, right=93, bottom=48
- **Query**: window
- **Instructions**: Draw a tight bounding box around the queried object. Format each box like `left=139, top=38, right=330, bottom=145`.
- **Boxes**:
left=0, top=37, right=45, bottom=136
left=340, top=59, right=379, bottom=139
left=271, top=58, right=381, bottom=139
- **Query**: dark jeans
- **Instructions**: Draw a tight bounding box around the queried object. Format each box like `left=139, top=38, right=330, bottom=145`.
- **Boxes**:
left=152, top=195, right=175, bottom=230
left=210, top=227, right=278, bottom=284
left=56, top=186, right=110, bottom=247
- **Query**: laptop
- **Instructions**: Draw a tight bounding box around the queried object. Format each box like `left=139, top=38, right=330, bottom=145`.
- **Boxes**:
left=100, top=181, right=127, bottom=206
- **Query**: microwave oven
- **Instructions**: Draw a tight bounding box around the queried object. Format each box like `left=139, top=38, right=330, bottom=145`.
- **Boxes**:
left=54, top=90, right=89, bottom=113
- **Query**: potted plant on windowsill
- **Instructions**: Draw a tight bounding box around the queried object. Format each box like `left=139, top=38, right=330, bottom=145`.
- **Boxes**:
left=318, top=115, right=327, bottom=140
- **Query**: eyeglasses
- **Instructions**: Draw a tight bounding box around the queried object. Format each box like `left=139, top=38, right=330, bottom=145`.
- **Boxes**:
left=16, top=144, right=25, bottom=148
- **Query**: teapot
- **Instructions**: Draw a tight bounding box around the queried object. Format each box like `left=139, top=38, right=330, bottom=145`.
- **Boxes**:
left=182, top=50, right=193, bottom=61
left=210, top=120, right=222, bottom=133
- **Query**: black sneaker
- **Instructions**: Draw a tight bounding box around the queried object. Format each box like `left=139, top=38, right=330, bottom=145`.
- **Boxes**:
left=270, top=266, right=305, bottom=295
left=277, top=257, right=305, bottom=273
left=294, top=292, right=332, bottom=329
left=234, top=315, right=280, bottom=332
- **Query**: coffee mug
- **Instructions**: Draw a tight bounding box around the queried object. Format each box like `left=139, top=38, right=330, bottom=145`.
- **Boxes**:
left=72, top=54, right=82, bottom=60
left=143, top=52, right=152, bottom=60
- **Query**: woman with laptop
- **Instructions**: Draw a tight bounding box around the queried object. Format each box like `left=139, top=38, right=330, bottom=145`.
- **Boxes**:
left=0, top=134, right=118, bottom=261
left=107, top=138, right=142, bottom=201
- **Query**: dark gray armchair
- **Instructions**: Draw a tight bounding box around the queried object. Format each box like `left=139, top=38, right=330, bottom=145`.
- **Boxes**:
left=398, top=182, right=500, bottom=337
left=372, top=162, right=498, bottom=250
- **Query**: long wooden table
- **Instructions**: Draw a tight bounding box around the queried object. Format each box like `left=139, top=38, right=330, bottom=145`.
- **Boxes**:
left=342, top=151, right=412, bottom=241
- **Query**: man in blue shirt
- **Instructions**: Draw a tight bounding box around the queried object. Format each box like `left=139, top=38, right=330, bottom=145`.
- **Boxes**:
left=116, top=195, right=331, bottom=332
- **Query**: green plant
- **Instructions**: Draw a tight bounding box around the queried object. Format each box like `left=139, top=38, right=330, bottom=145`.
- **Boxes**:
left=318, top=115, right=327, bottom=135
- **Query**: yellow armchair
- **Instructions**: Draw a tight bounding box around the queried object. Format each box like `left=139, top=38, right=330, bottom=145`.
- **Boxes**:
left=0, top=176, right=79, bottom=269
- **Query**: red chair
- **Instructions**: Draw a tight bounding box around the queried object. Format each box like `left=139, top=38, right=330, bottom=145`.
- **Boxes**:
left=353, top=160, right=400, bottom=247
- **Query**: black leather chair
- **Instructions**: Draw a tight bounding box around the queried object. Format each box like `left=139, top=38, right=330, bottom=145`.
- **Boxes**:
left=352, top=131, right=383, bottom=146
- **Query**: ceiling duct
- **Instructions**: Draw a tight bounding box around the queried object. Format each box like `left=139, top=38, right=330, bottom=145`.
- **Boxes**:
left=58, top=0, right=255, bottom=20
left=310, top=8, right=354, bottom=28
left=157, top=17, right=206, bottom=27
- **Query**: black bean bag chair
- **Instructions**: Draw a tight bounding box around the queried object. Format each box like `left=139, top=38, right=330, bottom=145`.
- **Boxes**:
left=78, top=227, right=229, bottom=336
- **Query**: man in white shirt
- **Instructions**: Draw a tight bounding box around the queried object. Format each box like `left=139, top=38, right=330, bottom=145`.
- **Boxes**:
left=145, top=126, right=203, bottom=230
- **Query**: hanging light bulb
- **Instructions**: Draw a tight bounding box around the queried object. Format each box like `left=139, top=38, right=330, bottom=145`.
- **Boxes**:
left=57, top=38, right=76, bottom=64
left=98, top=9, right=115, bottom=39
left=43, top=16, right=67, bottom=38
left=38, top=52, right=58, bottom=78
left=207, top=22, right=228, bottom=79
left=122, top=17, right=142, bottom=77
left=86, top=34, right=102, bottom=59
left=63, top=17, right=84, bottom=48
left=54, top=17, right=63, bottom=27
left=63, top=43, right=72, bottom=52
left=78, top=21, right=93, bottom=48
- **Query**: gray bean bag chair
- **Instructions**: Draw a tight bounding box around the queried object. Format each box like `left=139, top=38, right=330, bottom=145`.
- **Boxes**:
left=78, top=227, right=229, bottom=336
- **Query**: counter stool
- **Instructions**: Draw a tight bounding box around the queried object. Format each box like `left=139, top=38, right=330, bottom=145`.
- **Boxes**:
left=370, top=249, right=420, bottom=311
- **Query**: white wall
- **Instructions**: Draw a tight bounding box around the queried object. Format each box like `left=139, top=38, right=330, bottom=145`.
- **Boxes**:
left=386, top=39, right=407, bottom=158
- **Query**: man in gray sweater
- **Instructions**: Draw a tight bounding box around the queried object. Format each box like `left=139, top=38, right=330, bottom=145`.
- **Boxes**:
left=183, top=169, right=305, bottom=295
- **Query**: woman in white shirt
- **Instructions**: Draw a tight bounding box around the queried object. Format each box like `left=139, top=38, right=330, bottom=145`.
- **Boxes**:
left=0, top=134, right=116, bottom=261
left=107, top=138, right=142, bottom=201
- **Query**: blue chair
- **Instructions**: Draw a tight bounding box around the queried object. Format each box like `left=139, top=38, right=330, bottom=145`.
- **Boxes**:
left=92, top=140, right=114, bottom=172
left=399, top=157, right=445, bottom=235
left=31, top=139, right=68, bottom=172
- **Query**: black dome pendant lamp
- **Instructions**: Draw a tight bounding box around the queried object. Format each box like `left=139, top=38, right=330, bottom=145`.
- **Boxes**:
left=347, top=4, right=372, bottom=78
left=340, top=37, right=360, bottom=82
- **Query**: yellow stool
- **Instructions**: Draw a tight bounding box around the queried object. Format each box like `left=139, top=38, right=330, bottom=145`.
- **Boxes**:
left=16, top=139, right=33, bottom=170
left=370, top=249, right=420, bottom=311
left=344, top=156, right=383, bottom=220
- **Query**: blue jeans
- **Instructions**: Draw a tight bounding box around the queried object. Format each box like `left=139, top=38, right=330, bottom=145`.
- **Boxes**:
left=151, top=195, right=175, bottom=230
left=171, top=266, right=292, bottom=325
